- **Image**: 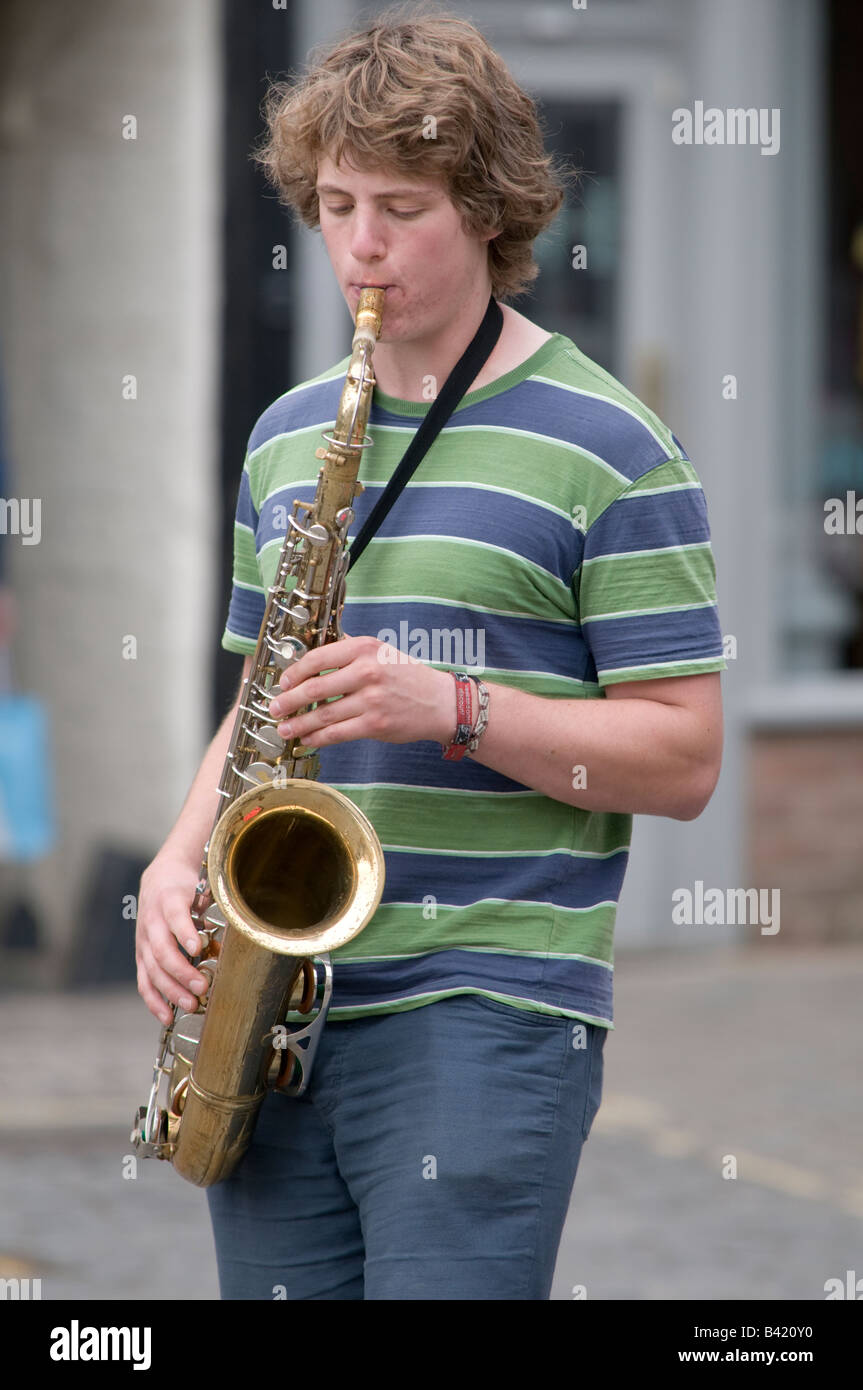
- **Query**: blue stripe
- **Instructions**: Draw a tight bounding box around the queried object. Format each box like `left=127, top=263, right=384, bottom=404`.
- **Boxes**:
left=234, top=470, right=259, bottom=530
left=247, top=372, right=674, bottom=492
left=324, top=737, right=552, bottom=793
left=247, top=377, right=345, bottom=453
left=584, top=606, right=725, bottom=674
left=587, top=486, right=712, bottom=557
left=328, top=948, right=614, bottom=1022
left=342, top=600, right=595, bottom=682
left=256, top=479, right=585, bottom=585
left=225, top=585, right=265, bottom=643
left=376, top=382, right=673, bottom=485
left=225, top=586, right=601, bottom=681
left=325, top=736, right=526, bottom=792
left=375, top=845, right=629, bottom=912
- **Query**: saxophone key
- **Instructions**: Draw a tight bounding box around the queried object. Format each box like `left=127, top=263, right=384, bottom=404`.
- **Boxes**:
left=130, top=1105, right=169, bottom=1156
left=236, top=761, right=279, bottom=787
left=171, top=1010, right=205, bottom=1065
left=249, top=724, right=285, bottom=757
left=268, top=635, right=307, bottom=669
left=200, top=903, right=226, bottom=933
left=183, top=959, right=218, bottom=1014
left=288, top=516, right=328, bottom=546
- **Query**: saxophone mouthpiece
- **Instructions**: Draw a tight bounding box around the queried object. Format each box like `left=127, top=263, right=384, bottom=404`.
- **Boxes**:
left=354, top=288, right=386, bottom=345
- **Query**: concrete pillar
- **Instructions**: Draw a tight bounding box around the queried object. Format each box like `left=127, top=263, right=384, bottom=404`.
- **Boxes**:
left=0, top=0, right=222, bottom=970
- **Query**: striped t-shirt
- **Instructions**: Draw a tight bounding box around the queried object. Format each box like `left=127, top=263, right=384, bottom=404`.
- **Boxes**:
left=222, top=332, right=726, bottom=1029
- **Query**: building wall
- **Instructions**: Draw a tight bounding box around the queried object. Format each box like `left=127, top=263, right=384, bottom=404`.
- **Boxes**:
left=0, top=0, right=222, bottom=970
left=747, top=730, right=863, bottom=941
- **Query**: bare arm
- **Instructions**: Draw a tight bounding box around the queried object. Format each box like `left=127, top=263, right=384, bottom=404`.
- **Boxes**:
left=463, top=672, right=724, bottom=820
left=159, top=654, right=254, bottom=867
left=267, top=638, right=724, bottom=822
left=136, top=655, right=252, bottom=1024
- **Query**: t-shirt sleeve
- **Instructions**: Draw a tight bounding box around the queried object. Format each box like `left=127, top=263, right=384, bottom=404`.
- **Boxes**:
left=578, top=455, right=727, bottom=686
left=221, top=461, right=266, bottom=655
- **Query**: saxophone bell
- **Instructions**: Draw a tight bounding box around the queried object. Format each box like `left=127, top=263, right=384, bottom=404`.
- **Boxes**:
left=206, top=779, right=386, bottom=960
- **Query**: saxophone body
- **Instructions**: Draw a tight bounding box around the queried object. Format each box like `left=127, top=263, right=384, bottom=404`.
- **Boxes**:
left=132, top=289, right=387, bottom=1187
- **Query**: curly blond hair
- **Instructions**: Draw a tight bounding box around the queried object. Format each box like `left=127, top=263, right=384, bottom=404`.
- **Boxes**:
left=254, top=4, right=572, bottom=301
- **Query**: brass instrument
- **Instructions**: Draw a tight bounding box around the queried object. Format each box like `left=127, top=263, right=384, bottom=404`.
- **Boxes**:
left=132, top=289, right=387, bottom=1187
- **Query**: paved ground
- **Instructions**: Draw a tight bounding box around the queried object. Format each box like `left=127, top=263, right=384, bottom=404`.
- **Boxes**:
left=0, top=943, right=860, bottom=1301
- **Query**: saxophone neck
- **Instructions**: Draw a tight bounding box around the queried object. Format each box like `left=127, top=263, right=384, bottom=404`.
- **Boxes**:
left=331, top=291, right=385, bottom=455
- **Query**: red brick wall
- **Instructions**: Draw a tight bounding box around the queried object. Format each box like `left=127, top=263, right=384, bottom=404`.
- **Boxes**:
left=747, top=730, right=863, bottom=941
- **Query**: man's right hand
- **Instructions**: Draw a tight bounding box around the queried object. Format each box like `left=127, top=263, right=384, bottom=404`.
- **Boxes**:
left=136, top=852, right=210, bottom=1026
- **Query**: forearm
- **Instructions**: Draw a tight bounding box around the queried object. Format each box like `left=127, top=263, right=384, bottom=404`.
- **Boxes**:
left=267, top=638, right=720, bottom=820
left=465, top=682, right=717, bottom=819
left=160, top=699, right=241, bottom=868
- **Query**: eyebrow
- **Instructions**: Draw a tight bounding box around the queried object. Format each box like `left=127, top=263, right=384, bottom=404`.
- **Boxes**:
left=316, top=183, right=436, bottom=199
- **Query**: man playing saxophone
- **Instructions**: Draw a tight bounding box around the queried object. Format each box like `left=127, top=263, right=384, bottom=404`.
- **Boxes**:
left=136, top=7, right=724, bottom=1299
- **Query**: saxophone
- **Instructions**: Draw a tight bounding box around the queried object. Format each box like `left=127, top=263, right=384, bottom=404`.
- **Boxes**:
left=132, top=288, right=387, bottom=1187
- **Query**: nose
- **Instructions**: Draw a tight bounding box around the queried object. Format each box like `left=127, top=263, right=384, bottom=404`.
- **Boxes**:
left=349, top=205, right=387, bottom=264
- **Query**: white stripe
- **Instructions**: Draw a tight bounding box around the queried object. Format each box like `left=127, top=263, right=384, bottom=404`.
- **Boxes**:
left=395, top=477, right=576, bottom=522
left=459, top=942, right=614, bottom=967
left=246, top=376, right=346, bottom=461
left=582, top=540, right=712, bottom=566
left=255, top=473, right=578, bottom=524
left=601, top=657, right=725, bottom=677
left=259, top=534, right=292, bottom=561
left=379, top=844, right=628, bottom=860
left=367, top=419, right=632, bottom=487
left=230, top=578, right=265, bottom=595
left=333, top=943, right=613, bottom=968
left=326, top=990, right=613, bottom=1026
left=581, top=599, right=717, bottom=624
left=258, top=476, right=319, bottom=508
left=251, top=514, right=572, bottom=593
left=248, top=422, right=329, bottom=465
left=346, top=664, right=589, bottom=688
left=344, top=592, right=579, bottom=626
left=621, top=481, right=700, bottom=498
left=331, top=781, right=545, bottom=799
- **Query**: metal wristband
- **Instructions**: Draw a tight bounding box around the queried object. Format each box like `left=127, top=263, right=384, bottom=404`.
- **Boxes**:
left=466, top=676, right=489, bottom=753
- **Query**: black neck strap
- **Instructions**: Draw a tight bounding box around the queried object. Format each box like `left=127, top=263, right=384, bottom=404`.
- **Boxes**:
left=346, top=294, right=504, bottom=573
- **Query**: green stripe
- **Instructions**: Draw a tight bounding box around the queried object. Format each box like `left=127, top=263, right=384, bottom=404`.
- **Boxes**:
left=581, top=544, right=717, bottom=614
left=600, top=657, right=726, bottom=685
left=331, top=782, right=630, bottom=854
left=330, top=899, right=617, bottom=962
left=624, top=457, right=701, bottom=492
left=344, top=536, right=571, bottom=616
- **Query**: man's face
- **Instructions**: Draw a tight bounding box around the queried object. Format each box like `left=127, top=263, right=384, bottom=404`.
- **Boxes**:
left=315, top=153, right=496, bottom=349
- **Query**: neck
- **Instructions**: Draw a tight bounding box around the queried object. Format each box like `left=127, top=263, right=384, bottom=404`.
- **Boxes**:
left=371, top=283, right=494, bottom=402
left=371, top=299, right=554, bottom=404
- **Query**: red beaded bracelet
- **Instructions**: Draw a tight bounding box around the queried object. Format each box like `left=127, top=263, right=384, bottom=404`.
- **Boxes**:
left=441, top=671, right=474, bottom=760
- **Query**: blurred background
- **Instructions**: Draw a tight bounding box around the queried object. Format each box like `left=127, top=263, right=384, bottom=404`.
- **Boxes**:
left=0, top=0, right=860, bottom=1301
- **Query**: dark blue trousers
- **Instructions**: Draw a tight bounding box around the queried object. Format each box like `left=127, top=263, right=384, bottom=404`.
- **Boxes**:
left=206, top=993, right=606, bottom=1300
